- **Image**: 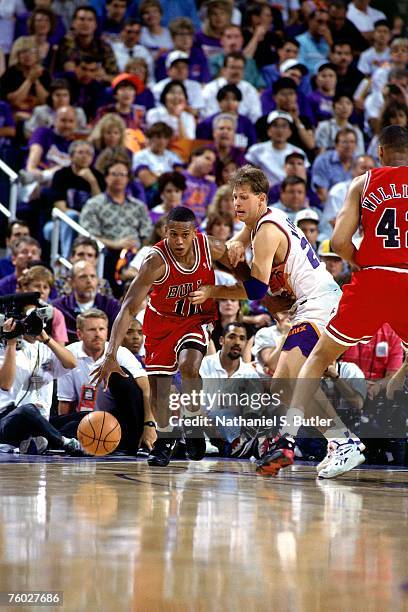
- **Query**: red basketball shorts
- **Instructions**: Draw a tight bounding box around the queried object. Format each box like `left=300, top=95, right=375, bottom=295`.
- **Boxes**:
left=143, top=307, right=213, bottom=375
left=326, top=268, right=408, bottom=350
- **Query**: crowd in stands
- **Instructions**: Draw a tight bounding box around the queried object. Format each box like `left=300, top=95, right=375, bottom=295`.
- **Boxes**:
left=0, top=0, right=407, bottom=463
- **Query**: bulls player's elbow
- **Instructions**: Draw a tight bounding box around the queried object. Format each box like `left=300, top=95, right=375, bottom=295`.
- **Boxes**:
left=330, top=234, right=348, bottom=257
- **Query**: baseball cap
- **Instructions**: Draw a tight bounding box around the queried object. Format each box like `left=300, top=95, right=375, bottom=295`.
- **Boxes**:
left=166, top=50, right=189, bottom=70
left=267, top=110, right=293, bottom=125
left=318, top=239, right=341, bottom=258
left=280, top=58, right=308, bottom=76
left=295, top=209, right=320, bottom=225
left=111, top=72, right=144, bottom=95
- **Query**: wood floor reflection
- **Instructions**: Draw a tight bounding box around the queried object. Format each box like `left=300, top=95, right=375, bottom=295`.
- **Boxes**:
left=0, top=458, right=407, bottom=612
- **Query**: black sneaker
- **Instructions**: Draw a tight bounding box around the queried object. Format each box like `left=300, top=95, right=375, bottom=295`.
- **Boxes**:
left=147, top=438, right=178, bottom=467
left=183, top=423, right=206, bottom=461
left=256, top=434, right=295, bottom=476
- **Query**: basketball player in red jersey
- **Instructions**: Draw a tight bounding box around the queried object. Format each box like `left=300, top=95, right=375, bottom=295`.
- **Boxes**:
left=91, top=207, right=230, bottom=467
left=286, top=125, right=408, bottom=478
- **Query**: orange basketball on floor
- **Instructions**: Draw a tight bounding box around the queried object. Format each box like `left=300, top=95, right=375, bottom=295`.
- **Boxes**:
left=77, top=412, right=121, bottom=456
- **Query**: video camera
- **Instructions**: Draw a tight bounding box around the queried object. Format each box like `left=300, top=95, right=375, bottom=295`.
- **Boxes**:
left=0, top=292, right=53, bottom=340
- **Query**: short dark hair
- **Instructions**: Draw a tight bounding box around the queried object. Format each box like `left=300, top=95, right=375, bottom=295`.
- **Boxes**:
left=277, top=37, right=300, bottom=50
left=160, top=79, right=188, bottom=106
left=103, top=159, right=130, bottom=177
left=6, top=219, right=29, bottom=239
left=332, top=40, right=352, bottom=52
left=123, top=17, right=142, bottom=28
left=335, top=127, right=357, bottom=144
left=333, top=92, right=353, bottom=105
left=72, top=236, right=98, bottom=257
left=139, top=0, right=162, bottom=16
left=190, top=145, right=215, bottom=161
left=380, top=101, right=408, bottom=130
left=273, top=77, right=297, bottom=95
left=146, top=122, right=173, bottom=139
left=223, top=51, right=245, bottom=68
left=374, top=19, right=390, bottom=29
left=285, top=152, right=305, bottom=163
left=281, top=176, right=307, bottom=191
left=169, top=17, right=194, bottom=36
left=73, top=5, right=98, bottom=20
left=216, top=84, right=242, bottom=102
left=76, top=54, right=99, bottom=66
left=379, top=125, right=408, bottom=150
left=229, top=164, right=269, bottom=195
left=221, top=321, right=247, bottom=337
left=167, top=206, right=196, bottom=225
left=158, top=171, right=186, bottom=195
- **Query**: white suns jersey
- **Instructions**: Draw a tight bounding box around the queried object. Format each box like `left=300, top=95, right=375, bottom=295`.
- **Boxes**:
left=252, top=208, right=338, bottom=302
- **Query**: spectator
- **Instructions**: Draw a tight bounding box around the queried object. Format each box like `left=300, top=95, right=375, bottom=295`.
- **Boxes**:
left=54, top=235, right=112, bottom=298
left=346, top=0, right=386, bottom=43
left=273, top=175, right=310, bottom=221
left=122, top=318, right=145, bottom=365
left=367, top=101, right=408, bottom=162
left=0, top=237, right=41, bottom=295
left=43, top=141, right=104, bottom=258
left=252, top=313, right=291, bottom=376
left=0, top=220, right=30, bottom=278
left=155, top=17, right=209, bottom=83
left=317, top=240, right=350, bottom=287
left=202, top=51, right=262, bottom=123
left=0, top=38, right=51, bottom=121
left=209, top=24, right=264, bottom=89
left=95, top=72, right=146, bottom=134
left=60, top=54, right=106, bottom=122
left=10, top=8, right=57, bottom=70
left=55, top=6, right=118, bottom=81
left=329, top=41, right=365, bottom=97
left=242, top=2, right=282, bottom=69
left=132, top=122, right=182, bottom=202
left=196, top=84, right=257, bottom=149
left=123, top=56, right=156, bottom=122
left=111, top=18, right=155, bottom=79
left=139, top=0, right=173, bottom=57
left=181, top=146, right=217, bottom=224
left=328, top=0, right=368, bottom=53
left=18, top=265, right=68, bottom=345
left=315, top=93, right=365, bottom=155
left=89, top=113, right=128, bottom=157
left=0, top=315, right=80, bottom=455
left=57, top=308, right=155, bottom=453
left=268, top=151, right=320, bottom=209
left=296, top=9, right=332, bottom=74
left=125, top=217, right=167, bottom=281
left=294, top=209, right=320, bottom=252
left=210, top=113, right=246, bottom=185
left=386, top=351, right=408, bottom=400
left=260, top=37, right=301, bottom=88
left=149, top=171, right=186, bottom=224
left=52, top=260, right=121, bottom=343
left=146, top=80, right=196, bottom=139
left=209, top=299, right=257, bottom=362
left=79, top=159, right=152, bottom=286
left=195, top=0, right=233, bottom=59
left=311, top=127, right=357, bottom=204
left=24, top=78, right=87, bottom=138
left=0, top=0, right=26, bottom=56
left=152, top=50, right=205, bottom=116
left=206, top=211, right=233, bottom=241
left=100, top=0, right=128, bottom=43
left=309, top=62, right=337, bottom=125
left=245, top=110, right=308, bottom=186
left=357, top=19, right=391, bottom=77
left=206, top=184, right=242, bottom=232
left=201, top=322, right=258, bottom=378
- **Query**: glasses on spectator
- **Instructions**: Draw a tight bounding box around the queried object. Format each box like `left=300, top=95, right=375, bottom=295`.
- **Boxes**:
left=108, top=171, right=128, bottom=177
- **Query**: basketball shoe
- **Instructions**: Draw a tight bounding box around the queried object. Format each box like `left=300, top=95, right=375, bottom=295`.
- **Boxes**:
left=317, top=439, right=366, bottom=473
left=182, top=423, right=206, bottom=461
left=256, top=434, right=295, bottom=476
left=19, top=436, right=48, bottom=455
left=147, top=438, right=178, bottom=467
left=63, top=437, right=86, bottom=456
left=318, top=439, right=365, bottom=479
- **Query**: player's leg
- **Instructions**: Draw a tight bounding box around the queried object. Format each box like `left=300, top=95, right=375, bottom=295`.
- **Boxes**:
left=178, top=346, right=207, bottom=461
left=147, top=374, right=178, bottom=467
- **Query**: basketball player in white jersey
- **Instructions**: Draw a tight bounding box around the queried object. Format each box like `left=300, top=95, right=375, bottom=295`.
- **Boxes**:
left=190, top=165, right=364, bottom=477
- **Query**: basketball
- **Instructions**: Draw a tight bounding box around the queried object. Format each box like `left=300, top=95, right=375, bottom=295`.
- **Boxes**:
left=77, top=411, right=121, bottom=456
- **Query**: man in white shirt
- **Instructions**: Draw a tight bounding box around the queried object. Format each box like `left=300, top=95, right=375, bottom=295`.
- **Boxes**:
left=346, top=0, right=386, bottom=42
left=57, top=309, right=156, bottom=454
left=357, top=19, right=391, bottom=76
left=152, top=50, right=205, bottom=115
left=202, top=52, right=262, bottom=124
left=245, top=111, right=308, bottom=186
left=111, top=18, right=155, bottom=81
left=0, top=307, right=81, bottom=454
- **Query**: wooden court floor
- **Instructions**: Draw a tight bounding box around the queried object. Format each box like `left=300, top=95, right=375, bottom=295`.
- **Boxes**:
left=0, top=457, right=407, bottom=612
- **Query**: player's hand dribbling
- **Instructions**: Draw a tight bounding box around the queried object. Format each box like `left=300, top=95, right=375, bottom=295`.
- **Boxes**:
left=90, top=354, right=128, bottom=391
left=189, top=285, right=212, bottom=305
left=226, top=241, right=246, bottom=267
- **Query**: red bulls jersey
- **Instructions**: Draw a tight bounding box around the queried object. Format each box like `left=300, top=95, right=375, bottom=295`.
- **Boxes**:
left=147, top=233, right=216, bottom=320
left=357, top=167, right=408, bottom=268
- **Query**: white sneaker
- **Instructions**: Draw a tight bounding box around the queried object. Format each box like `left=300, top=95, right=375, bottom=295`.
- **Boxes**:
left=318, top=439, right=365, bottom=479
left=205, top=440, right=219, bottom=455
left=19, top=436, right=48, bottom=455
left=317, top=439, right=366, bottom=473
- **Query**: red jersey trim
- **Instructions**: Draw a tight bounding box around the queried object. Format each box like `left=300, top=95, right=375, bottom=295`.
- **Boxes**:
left=361, top=169, right=371, bottom=202
left=150, top=246, right=170, bottom=285
left=202, top=233, right=212, bottom=269
left=164, top=237, right=200, bottom=274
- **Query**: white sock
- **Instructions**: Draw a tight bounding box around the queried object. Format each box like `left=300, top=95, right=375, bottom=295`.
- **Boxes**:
left=157, top=424, right=173, bottom=433
left=280, top=408, right=304, bottom=437
left=324, top=417, right=351, bottom=440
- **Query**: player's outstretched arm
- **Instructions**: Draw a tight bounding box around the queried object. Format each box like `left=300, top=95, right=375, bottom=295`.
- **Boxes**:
left=331, top=175, right=365, bottom=265
left=90, top=252, right=165, bottom=390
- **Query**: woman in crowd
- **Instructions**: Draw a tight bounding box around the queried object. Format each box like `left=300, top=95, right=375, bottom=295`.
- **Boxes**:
left=88, top=113, right=129, bottom=157
left=146, top=80, right=196, bottom=139
left=10, top=8, right=57, bottom=70
left=149, top=171, right=186, bottom=223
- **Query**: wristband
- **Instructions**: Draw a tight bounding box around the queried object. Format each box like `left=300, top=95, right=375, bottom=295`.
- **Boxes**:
left=144, top=420, right=157, bottom=428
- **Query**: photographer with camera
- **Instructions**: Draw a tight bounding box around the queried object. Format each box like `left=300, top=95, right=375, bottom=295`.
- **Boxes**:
left=0, top=293, right=82, bottom=455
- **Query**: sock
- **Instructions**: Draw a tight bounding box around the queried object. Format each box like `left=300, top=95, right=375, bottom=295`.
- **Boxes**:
left=324, top=416, right=350, bottom=440
left=280, top=408, right=304, bottom=437
left=157, top=424, right=173, bottom=433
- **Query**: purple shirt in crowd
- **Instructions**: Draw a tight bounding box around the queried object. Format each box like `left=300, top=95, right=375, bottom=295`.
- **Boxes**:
left=181, top=172, right=217, bottom=224
left=28, top=127, right=71, bottom=169
left=155, top=46, right=210, bottom=83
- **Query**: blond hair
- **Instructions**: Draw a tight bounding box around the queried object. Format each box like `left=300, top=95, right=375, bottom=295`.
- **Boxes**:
left=89, top=113, right=126, bottom=150
left=76, top=308, right=108, bottom=331
left=19, top=265, right=54, bottom=289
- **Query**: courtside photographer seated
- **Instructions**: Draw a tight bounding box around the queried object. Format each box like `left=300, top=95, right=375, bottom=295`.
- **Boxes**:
left=0, top=291, right=82, bottom=455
